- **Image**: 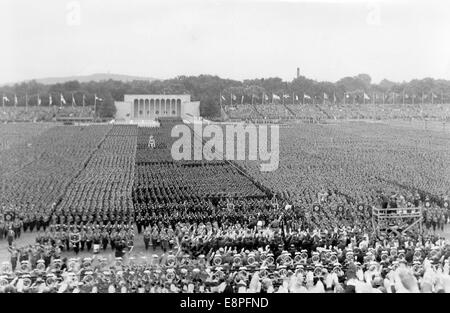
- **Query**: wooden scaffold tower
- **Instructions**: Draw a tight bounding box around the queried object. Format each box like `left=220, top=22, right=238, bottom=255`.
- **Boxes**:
left=372, top=207, right=423, bottom=238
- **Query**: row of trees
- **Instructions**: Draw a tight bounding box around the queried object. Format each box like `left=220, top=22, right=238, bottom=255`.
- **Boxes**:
left=1, top=74, right=450, bottom=117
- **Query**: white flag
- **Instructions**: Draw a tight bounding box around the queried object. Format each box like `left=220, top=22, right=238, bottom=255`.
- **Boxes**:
left=2, top=95, right=9, bottom=102
left=272, top=94, right=280, bottom=100
left=264, top=94, right=269, bottom=101
left=49, top=94, right=53, bottom=106
left=304, top=94, right=311, bottom=99
left=363, top=93, right=370, bottom=100
left=72, top=94, right=77, bottom=106
left=323, top=93, right=328, bottom=100
left=221, top=95, right=226, bottom=101
left=37, top=94, right=41, bottom=106
left=60, top=94, right=66, bottom=105
left=14, top=94, right=18, bottom=106
left=295, top=95, right=299, bottom=101
left=95, top=95, right=103, bottom=101
left=231, top=94, right=237, bottom=101
left=283, top=94, right=289, bottom=99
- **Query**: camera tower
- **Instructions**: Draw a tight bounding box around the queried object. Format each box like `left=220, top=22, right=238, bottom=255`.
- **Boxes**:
left=371, top=207, right=423, bottom=238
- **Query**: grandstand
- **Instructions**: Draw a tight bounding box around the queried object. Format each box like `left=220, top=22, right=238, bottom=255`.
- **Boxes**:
left=222, top=101, right=450, bottom=122
left=0, top=106, right=94, bottom=123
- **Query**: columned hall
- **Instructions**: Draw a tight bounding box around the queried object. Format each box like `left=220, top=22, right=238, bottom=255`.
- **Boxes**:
left=114, top=94, right=200, bottom=123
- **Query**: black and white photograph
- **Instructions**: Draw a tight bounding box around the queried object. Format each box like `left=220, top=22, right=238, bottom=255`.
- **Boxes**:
left=0, top=0, right=450, bottom=299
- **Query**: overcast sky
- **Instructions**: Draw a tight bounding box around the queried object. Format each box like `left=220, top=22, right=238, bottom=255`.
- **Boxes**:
left=1, top=0, right=449, bottom=84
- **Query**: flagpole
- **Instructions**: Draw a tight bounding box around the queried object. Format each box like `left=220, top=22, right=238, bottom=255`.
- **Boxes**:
left=431, top=92, right=434, bottom=105
left=403, top=91, right=405, bottom=106
left=94, top=94, right=97, bottom=115
left=392, top=92, right=394, bottom=105
left=219, top=92, right=222, bottom=107
left=2, top=95, right=4, bottom=108
left=292, top=92, right=294, bottom=105
left=363, top=92, right=365, bottom=106
left=230, top=92, right=232, bottom=106
left=343, top=92, right=346, bottom=106
left=26, top=93, right=28, bottom=111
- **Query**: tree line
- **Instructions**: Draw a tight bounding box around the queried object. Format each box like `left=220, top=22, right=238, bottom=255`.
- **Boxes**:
left=1, top=74, right=450, bottom=117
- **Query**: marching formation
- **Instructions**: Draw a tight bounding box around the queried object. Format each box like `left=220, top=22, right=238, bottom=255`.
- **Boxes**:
left=1, top=208, right=449, bottom=293
left=0, top=114, right=449, bottom=293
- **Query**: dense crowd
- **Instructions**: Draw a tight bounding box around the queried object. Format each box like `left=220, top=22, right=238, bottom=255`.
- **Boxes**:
left=1, top=118, right=449, bottom=293
left=238, top=122, right=450, bottom=208
left=0, top=106, right=94, bottom=122
left=223, top=102, right=450, bottom=122
left=1, top=220, right=449, bottom=293
left=0, top=125, right=112, bottom=211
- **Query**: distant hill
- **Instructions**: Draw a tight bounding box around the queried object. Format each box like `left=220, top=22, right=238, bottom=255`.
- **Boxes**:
left=4, top=73, right=157, bottom=86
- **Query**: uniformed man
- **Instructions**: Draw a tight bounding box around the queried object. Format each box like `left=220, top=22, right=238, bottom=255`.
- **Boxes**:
left=86, top=230, right=93, bottom=251
left=7, top=227, right=15, bottom=246
left=70, top=228, right=81, bottom=254
left=101, top=229, right=109, bottom=251
left=43, top=213, right=49, bottom=231
left=22, top=214, right=30, bottom=233
left=80, top=228, right=87, bottom=251
left=151, top=227, right=159, bottom=251
left=143, top=227, right=151, bottom=250
left=136, top=214, right=143, bottom=234
left=29, top=213, right=37, bottom=232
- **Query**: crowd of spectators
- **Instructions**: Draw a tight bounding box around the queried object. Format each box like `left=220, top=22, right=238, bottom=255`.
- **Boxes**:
left=0, top=106, right=94, bottom=122
left=223, top=101, right=450, bottom=122
left=2, top=206, right=449, bottom=293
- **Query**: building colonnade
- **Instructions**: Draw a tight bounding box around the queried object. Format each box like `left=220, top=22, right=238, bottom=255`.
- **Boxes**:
left=133, top=98, right=182, bottom=119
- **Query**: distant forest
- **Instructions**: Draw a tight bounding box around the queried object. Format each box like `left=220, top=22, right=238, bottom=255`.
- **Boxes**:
left=1, top=74, right=450, bottom=118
